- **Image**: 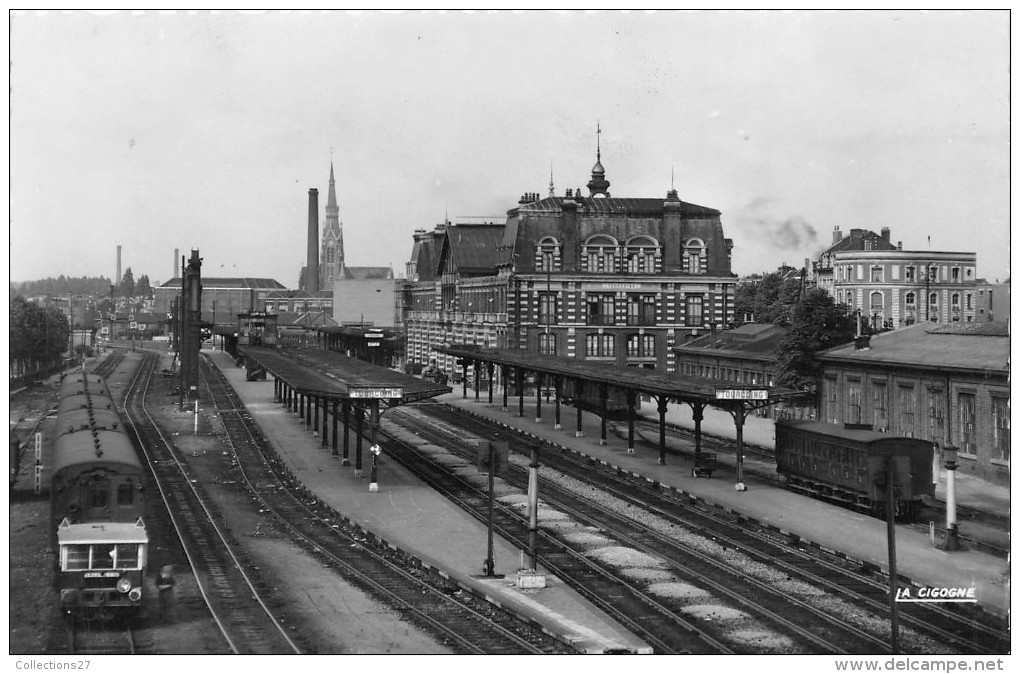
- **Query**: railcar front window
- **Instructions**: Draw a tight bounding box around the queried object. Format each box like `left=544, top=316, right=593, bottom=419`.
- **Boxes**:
left=64, top=545, right=89, bottom=571
left=115, top=544, right=140, bottom=569
left=92, top=543, right=116, bottom=569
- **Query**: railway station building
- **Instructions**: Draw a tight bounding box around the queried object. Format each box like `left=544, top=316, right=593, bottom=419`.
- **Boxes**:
left=814, top=321, right=1009, bottom=486
left=402, top=148, right=737, bottom=377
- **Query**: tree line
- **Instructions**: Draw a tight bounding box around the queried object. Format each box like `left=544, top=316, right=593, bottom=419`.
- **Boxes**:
left=9, top=296, right=70, bottom=380
left=10, top=269, right=153, bottom=299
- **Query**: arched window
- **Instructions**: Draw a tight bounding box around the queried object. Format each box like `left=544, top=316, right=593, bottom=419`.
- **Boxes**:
left=625, top=235, right=659, bottom=273
left=536, top=236, right=560, bottom=272
left=583, top=235, right=618, bottom=273
left=870, top=291, right=884, bottom=310
left=905, top=292, right=916, bottom=308
left=845, top=292, right=854, bottom=309
left=684, top=238, right=706, bottom=274
left=951, top=293, right=960, bottom=308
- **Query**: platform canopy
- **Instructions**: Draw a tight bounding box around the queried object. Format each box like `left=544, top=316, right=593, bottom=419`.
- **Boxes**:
left=240, top=345, right=450, bottom=403
left=437, top=344, right=805, bottom=406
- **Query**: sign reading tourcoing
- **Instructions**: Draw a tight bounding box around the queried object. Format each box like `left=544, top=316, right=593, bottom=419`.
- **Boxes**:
left=715, top=388, right=770, bottom=401
left=348, top=387, right=404, bottom=399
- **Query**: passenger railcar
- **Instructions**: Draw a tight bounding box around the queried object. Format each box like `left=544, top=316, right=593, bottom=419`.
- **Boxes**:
left=57, top=519, right=147, bottom=619
left=51, top=372, right=148, bottom=618
left=775, top=420, right=933, bottom=519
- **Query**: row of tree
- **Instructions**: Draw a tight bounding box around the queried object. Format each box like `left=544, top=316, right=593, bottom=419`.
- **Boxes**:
left=9, top=296, right=70, bottom=380
left=10, top=269, right=154, bottom=299
left=733, top=269, right=859, bottom=395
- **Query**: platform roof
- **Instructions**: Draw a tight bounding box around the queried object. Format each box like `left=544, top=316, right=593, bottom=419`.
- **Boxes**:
left=437, top=345, right=804, bottom=405
left=240, top=346, right=450, bottom=403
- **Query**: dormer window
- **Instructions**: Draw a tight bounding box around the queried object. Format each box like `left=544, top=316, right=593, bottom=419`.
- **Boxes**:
left=625, top=236, right=660, bottom=273
left=583, top=235, right=618, bottom=273
left=684, top=238, right=706, bottom=274
left=536, top=237, right=560, bottom=272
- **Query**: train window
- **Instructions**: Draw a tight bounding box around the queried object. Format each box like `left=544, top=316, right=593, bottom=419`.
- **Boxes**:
left=115, top=544, right=140, bottom=569
left=63, top=545, right=89, bottom=571
left=92, top=544, right=116, bottom=569
left=117, top=483, right=134, bottom=507
left=88, top=482, right=109, bottom=509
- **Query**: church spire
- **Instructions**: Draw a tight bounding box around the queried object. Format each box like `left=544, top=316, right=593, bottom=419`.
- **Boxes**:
left=548, top=159, right=555, bottom=197
left=587, top=122, right=611, bottom=198
left=320, top=160, right=345, bottom=289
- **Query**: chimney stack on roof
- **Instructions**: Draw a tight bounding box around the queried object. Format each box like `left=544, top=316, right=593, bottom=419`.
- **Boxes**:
left=832, top=226, right=843, bottom=244
left=881, top=227, right=891, bottom=242
left=173, top=248, right=179, bottom=279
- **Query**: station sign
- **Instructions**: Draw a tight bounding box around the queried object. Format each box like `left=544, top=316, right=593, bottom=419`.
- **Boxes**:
left=367, top=341, right=381, bottom=347
left=715, top=388, right=769, bottom=401
left=349, top=387, right=404, bottom=399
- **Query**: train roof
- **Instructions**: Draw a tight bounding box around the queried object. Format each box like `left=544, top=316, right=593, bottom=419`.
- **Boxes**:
left=57, top=519, right=147, bottom=545
left=59, top=376, right=111, bottom=399
left=776, top=419, right=933, bottom=447
left=52, top=429, right=142, bottom=474
left=54, top=407, right=123, bottom=438
left=58, top=393, right=118, bottom=415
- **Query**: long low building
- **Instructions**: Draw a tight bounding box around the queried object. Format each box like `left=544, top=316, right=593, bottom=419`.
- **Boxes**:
left=814, top=322, right=1008, bottom=486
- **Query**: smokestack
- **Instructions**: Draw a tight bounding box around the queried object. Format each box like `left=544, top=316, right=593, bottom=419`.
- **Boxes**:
left=174, top=248, right=179, bottom=279
left=832, top=226, right=842, bottom=245
left=307, top=188, right=320, bottom=293
left=116, top=245, right=122, bottom=285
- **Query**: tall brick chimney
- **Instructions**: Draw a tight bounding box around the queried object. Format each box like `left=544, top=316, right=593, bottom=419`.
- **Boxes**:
left=307, top=188, right=320, bottom=292
left=116, top=245, right=122, bottom=285
left=174, top=248, right=179, bottom=279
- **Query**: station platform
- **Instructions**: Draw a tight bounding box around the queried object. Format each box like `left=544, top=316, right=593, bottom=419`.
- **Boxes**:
left=205, top=349, right=651, bottom=655
left=438, top=388, right=1011, bottom=619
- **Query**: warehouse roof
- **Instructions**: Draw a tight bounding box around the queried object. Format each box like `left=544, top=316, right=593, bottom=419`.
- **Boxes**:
left=816, top=322, right=1008, bottom=376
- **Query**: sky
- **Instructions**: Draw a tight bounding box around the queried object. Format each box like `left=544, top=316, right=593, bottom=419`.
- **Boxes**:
left=9, top=10, right=1011, bottom=288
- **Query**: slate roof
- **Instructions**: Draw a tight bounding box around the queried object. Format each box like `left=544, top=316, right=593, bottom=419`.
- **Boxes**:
left=513, top=196, right=721, bottom=218
left=816, top=322, right=1008, bottom=375
left=445, top=225, right=504, bottom=273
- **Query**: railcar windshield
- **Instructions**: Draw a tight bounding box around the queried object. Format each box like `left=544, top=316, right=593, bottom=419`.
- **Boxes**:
left=60, top=543, right=143, bottom=571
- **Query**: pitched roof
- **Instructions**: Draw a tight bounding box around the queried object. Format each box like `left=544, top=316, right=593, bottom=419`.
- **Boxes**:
left=816, top=321, right=1007, bottom=375
left=159, top=277, right=286, bottom=290
left=821, top=229, right=897, bottom=256
left=444, top=224, right=504, bottom=273
left=674, top=323, right=788, bottom=358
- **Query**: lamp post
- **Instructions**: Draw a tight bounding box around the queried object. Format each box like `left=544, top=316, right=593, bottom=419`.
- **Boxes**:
left=940, top=445, right=962, bottom=551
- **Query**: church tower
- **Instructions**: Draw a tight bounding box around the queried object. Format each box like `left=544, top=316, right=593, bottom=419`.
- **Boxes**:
left=319, top=162, right=345, bottom=291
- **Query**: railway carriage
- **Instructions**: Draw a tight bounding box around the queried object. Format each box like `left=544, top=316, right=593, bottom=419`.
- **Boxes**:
left=775, top=420, right=933, bottom=519
left=51, top=372, right=149, bottom=619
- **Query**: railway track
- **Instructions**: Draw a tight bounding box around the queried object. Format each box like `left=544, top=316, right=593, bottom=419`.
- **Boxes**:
left=121, top=350, right=303, bottom=655
left=385, top=405, right=883, bottom=655
left=67, top=622, right=138, bottom=655
left=414, top=401, right=1011, bottom=652
left=197, top=355, right=575, bottom=655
